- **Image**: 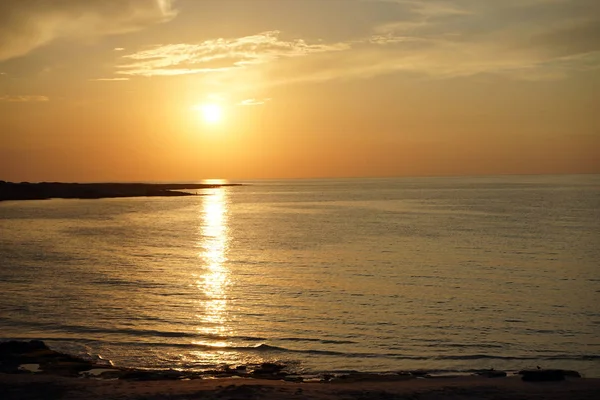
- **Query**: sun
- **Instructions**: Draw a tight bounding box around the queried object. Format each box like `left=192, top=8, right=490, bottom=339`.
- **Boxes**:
left=199, top=104, right=223, bottom=124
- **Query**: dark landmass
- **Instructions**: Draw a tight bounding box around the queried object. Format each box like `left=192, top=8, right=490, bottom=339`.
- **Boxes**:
left=1, top=341, right=598, bottom=400
left=0, top=181, right=241, bottom=202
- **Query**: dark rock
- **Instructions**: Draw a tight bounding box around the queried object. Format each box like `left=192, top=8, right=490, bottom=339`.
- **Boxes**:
left=201, top=368, right=233, bottom=378
left=160, top=369, right=186, bottom=380
left=519, top=369, right=567, bottom=382
left=250, top=371, right=288, bottom=380
left=256, top=362, right=284, bottom=373
left=321, top=373, right=334, bottom=382
left=563, top=370, right=582, bottom=378
left=0, top=340, right=49, bottom=356
left=250, top=362, right=288, bottom=378
left=0, top=340, right=99, bottom=377
left=409, top=370, right=430, bottom=377
left=283, top=375, right=304, bottom=382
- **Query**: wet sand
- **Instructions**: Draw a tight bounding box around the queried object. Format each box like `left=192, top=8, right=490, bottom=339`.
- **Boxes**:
left=2, top=374, right=599, bottom=400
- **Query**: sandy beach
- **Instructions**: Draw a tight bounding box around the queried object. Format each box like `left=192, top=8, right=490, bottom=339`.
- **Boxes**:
left=2, top=373, right=600, bottom=400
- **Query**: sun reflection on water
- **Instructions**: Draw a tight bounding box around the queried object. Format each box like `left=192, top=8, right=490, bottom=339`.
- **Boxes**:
left=196, top=188, right=230, bottom=338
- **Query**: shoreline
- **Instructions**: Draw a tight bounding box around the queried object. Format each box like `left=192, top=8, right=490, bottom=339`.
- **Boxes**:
left=2, top=372, right=599, bottom=400
left=2, top=341, right=598, bottom=399
left=0, top=181, right=241, bottom=202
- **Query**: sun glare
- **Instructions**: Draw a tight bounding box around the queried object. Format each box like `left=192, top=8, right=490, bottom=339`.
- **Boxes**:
left=199, top=104, right=223, bottom=124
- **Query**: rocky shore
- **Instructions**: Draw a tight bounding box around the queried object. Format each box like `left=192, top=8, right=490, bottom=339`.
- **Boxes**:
left=0, top=181, right=241, bottom=201
left=1, top=341, right=598, bottom=400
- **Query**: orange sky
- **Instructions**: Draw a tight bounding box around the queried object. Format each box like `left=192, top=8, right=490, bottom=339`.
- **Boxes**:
left=0, top=0, right=598, bottom=182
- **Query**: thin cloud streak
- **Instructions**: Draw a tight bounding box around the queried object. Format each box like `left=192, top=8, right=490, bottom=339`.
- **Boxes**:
left=117, top=31, right=351, bottom=77
left=0, top=95, right=49, bottom=102
left=89, top=78, right=131, bottom=81
left=238, top=98, right=271, bottom=106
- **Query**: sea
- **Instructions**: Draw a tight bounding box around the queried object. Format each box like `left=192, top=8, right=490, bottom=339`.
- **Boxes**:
left=1, top=175, right=599, bottom=377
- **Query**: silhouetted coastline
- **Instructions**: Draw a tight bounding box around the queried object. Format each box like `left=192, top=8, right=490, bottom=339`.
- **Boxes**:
left=0, top=181, right=241, bottom=202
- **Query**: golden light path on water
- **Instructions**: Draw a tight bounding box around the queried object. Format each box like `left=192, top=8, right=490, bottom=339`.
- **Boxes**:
left=193, top=188, right=232, bottom=363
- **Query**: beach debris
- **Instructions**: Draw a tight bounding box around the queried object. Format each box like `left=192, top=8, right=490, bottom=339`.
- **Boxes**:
left=518, top=369, right=581, bottom=381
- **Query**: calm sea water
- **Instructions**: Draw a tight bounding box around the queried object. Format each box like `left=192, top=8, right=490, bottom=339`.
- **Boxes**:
left=1, top=175, right=599, bottom=376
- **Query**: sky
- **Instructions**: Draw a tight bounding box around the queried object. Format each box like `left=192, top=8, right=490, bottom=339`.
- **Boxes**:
left=0, top=0, right=598, bottom=182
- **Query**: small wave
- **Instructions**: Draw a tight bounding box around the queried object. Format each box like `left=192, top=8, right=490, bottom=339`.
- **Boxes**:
left=421, top=342, right=505, bottom=349
left=90, top=277, right=169, bottom=289
left=35, top=337, right=600, bottom=364
left=438, top=354, right=531, bottom=361
left=17, top=323, right=353, bottom=347
left=277, top=337, right=357, bottom=345
left=8, top=336, right=599, bottom=375
left=1, top=322, right=268, bottom=343
left=61, top=326, right=200, bottom=339
left=187, top=343, right=427, bottom=359
left=437, top=354, right=600, bottom=361
left=544, top=354, right=600, bottom=361
left=187, top=344, right=600, bottom=363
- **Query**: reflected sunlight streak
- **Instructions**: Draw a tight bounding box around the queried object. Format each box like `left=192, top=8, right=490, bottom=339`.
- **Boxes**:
left=196, top=189, right=230, bottom=337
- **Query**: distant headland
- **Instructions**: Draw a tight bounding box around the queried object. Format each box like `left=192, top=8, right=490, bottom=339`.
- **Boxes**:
left=0, top=181, right=241, bottom=202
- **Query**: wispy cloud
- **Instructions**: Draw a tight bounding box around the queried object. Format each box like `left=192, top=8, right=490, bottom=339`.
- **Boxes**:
left=0, top=0, right=177, bottom=62
left=0, top=95, right=49, bottom=102
left=374, top=0, right=474, bottom=21
left=239, top=98, right=271, bottom=106
left=364, top=0, right=600, bottom=79
left=89, top=77, right=130, bottom=81
left=280, top=0, right=600, bottom=83
left=107, top=0, right=599, bottom=85
left=117, top=31, right=350, bottom=77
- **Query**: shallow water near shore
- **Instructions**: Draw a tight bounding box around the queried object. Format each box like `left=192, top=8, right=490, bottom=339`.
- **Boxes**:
left=1, top=175, right=599, bottom=376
